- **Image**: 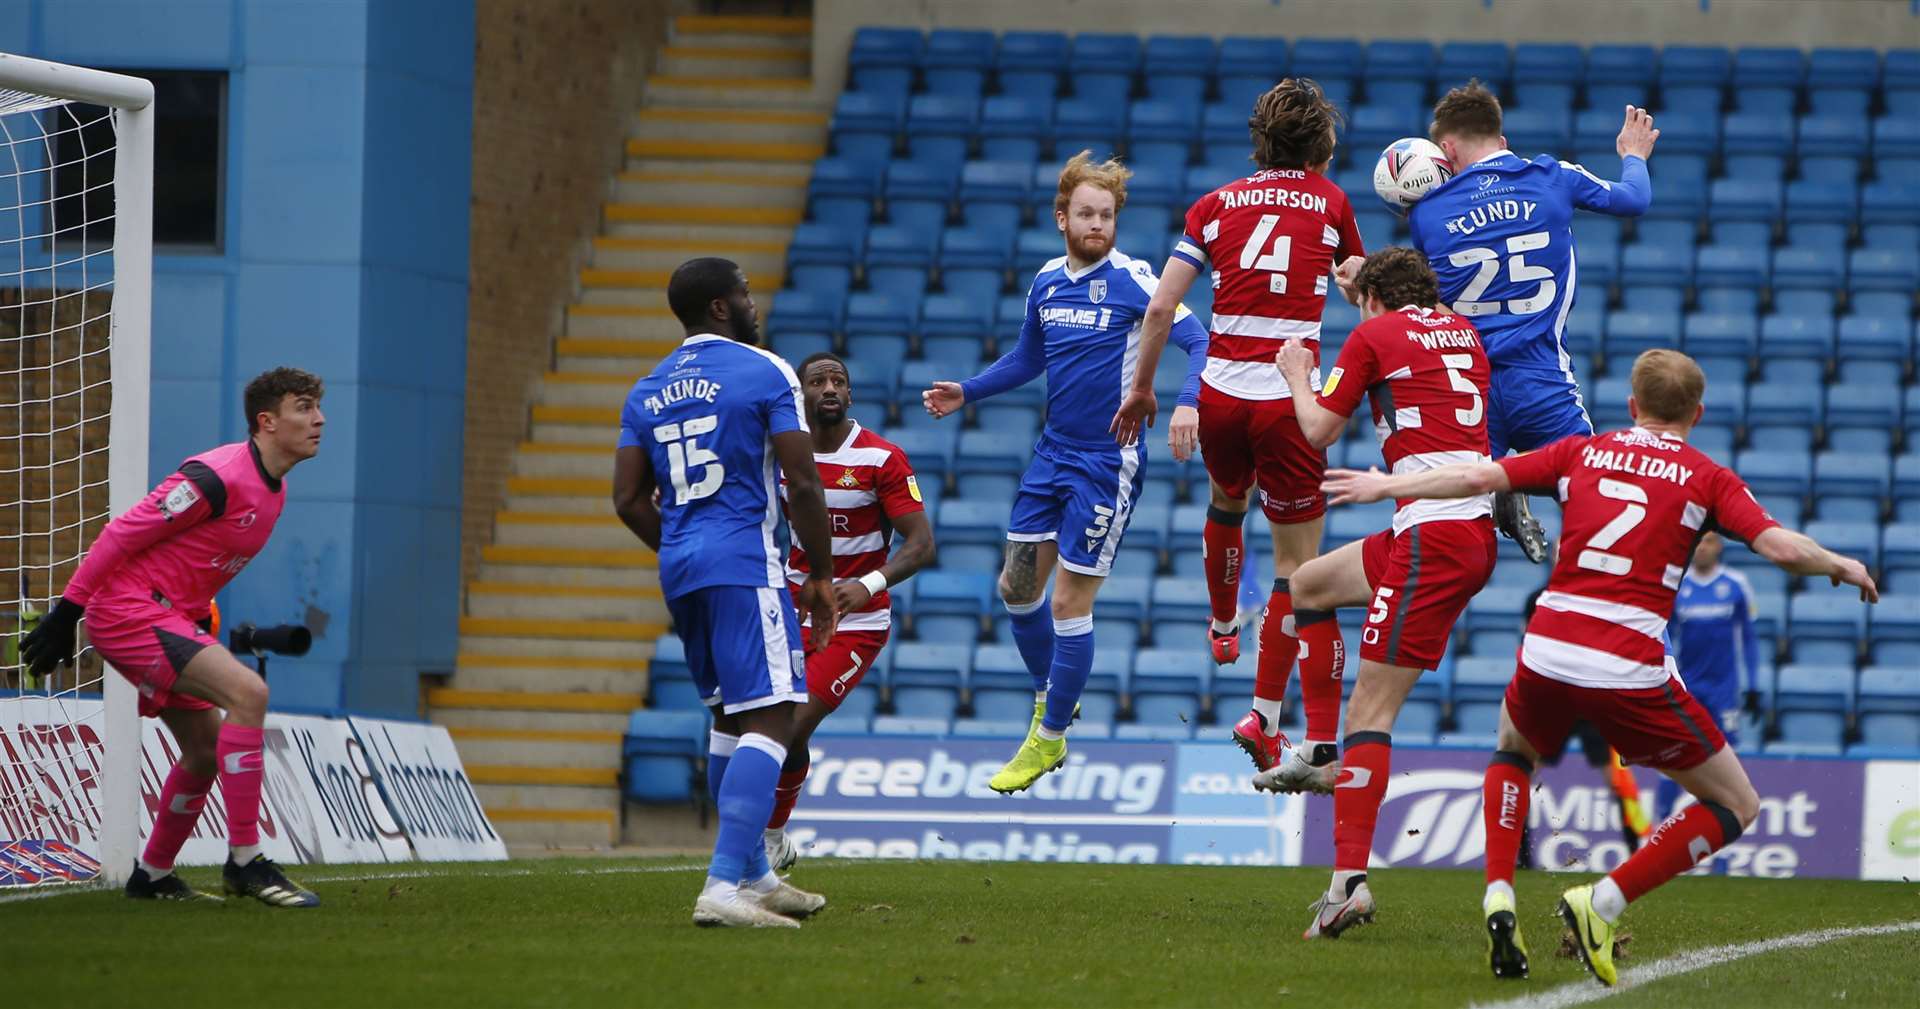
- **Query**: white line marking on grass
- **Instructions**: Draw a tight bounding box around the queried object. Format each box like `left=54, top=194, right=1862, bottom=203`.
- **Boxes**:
left=1469, top=920, right=1920, bottom=1009
left=0, top=882, right=108, bottom=905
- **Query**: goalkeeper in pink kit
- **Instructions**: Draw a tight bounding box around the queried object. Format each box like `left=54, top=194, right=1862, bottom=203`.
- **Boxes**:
left=20, top=368, right=326, bottom=906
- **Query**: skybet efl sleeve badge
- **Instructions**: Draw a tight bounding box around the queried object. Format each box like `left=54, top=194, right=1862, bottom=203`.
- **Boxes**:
left=158, top=478, right=200, bottom=521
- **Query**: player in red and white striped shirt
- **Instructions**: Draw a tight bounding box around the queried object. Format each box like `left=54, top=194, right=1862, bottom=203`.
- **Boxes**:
left=1322, top=349, right=1877, bottom=984
left=1254, top=249, right=1498, bottom=939
left=1119, top=79, right=1366, bottom=774
left=762, top=352, right=936, bottom=870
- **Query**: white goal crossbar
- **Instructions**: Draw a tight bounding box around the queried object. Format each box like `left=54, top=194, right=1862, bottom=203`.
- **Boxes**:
left=0, top=52, right=152, bottom=887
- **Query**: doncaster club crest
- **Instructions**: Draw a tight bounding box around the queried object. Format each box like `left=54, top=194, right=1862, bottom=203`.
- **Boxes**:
left=837, top=469, right=860, bottom=489
left=1089, top=279, right=1107, bottom=304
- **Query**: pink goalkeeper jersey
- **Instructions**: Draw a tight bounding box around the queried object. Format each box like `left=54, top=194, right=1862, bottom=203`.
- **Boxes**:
left=63, top=440, right=287, bottom=621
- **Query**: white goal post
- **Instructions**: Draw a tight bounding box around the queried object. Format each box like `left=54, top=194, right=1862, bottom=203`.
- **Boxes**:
left=0, top=52, right=151, bottom=889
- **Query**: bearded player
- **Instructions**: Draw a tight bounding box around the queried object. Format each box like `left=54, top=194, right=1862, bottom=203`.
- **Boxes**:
left=20, top=368, right=326, bottom=907
left=763, top=352, right=936, bottom=871
left=1322, top=350, right=1877, bottom=984
left=924, top=151, right=1209, bottom=793
left=1248, top=249, right=1498, bottom=939
left=1119, top=79, right=1365, bottom=777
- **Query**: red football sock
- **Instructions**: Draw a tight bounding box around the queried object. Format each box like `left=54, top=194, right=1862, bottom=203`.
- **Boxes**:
left=1202, top=506, right=1247, bottom=628
left=1333, top=732, right=1392, bottom=872
left=141, top=765, right=214, bottom=872
left=1482, top=752, right=1533, bottom=886
left=766, top=768, right=809, bottom=829
left=215, top=723, right=265, bottom=848
left=1254, top=578, right=1297, bottom=704
left=1607, top=799, right=1743, bottom=903
left=1294, top=609, right=1344, bottom=741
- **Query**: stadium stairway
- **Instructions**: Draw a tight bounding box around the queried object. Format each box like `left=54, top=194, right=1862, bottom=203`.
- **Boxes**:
left=429, top=11, right=822, bottom=850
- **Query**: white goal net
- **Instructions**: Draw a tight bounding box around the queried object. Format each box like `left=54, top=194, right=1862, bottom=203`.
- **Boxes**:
left=0, top=54, right=152, bottom=890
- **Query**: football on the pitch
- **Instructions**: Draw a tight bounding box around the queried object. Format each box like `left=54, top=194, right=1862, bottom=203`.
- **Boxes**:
left=1372, top=137, right=1455, bottom=214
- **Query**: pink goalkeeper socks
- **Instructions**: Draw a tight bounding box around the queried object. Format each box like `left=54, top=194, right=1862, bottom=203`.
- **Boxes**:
left=215, top=723, right=266, bottom=848
left=141, top=764, right=215, bottom=872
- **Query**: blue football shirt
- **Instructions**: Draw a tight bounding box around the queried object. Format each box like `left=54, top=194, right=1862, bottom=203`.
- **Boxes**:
left=619, top=333, right=806, bottom=599
left=1408, top=151, right=1650, bottom=372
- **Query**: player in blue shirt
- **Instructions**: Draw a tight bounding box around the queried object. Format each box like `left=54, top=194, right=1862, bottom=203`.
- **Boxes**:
left=921, top=152, right=1208, bottom=793
left=1663, top=531, right=1761, bottom=821
left=1407, top=85, right=1659, bottom=563
left=613, top=257, right=839, bottom=929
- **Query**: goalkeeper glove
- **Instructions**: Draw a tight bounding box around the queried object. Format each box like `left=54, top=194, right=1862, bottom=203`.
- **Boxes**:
left=20, top=597, right=83, bottom=677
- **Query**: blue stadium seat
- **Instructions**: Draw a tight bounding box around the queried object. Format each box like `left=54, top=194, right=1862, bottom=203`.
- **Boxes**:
left=1847, top=248, right=1920, bottom=294
left=959, top=159, right=1033, bottom=209
left=1452, top=656, right=1512, bottom=705
left=1513, top=42, right=1582, bottom=83
left=1143, top=35, right=1215, bottom=103
left=888, top=641, right=972, bottom=716
left=1827, top=426, right=1892, bottom=456
left=1290, top=37, right=1363, bottom=82
left=934, top=497, right=1009, bottom=546
left=1130, top=647, right=1207, bottom=725
left=977, top=96, right=1052, bottom=163
left=1896, top=454, right=1920, bottom=501
left=913, top=570, right=995, bottom=618
left=1348, top=104, right=1424, bottom=152
left=1148, top=577, right=1212, bottom=625
left=1798, top=155, right=1861, bottom=184
left=955, top=429, right=1031, bottom=478
left=1052, top=98, right=1123, bottom=161
left=1587, top=43, right=1656, bottom=87
left=884, top=160, right=959, bottom=229
left=1794, top=113, right=1869, bottom=159
left=1827, top=314, right=1904, bottom=366
left=1681, top=311, right=1758, bottom=358
left=919, top=294, right=995, bottom=343
left=1864, top=222, right=1920, bottom=250
left=1874, top=114, right=1920, bottom=158
left=1662, top=44, right=1729, bottom=86
left=1114, top=723, right=1194, bottom=741
left=1812, top=456, right=1889, bottom=506
left=1808, top=46, right=1878, bottom=89
left=1721, top=110, right=1796, bottom=160
left=1743, top=381, right=1822, bottom=428
left=1807, top=518, right=1883, bottom=571
left=921, top=29, right=994, bottom=98
left=1733, top=87, right=1796, bottom=117
left=769, top=289, right=845, bottom=336
left=1734, top=448, right=1812, bottom=497
left=830, top=93, right=906, bottom=161
left=1707, top=178, right=1782, bottom=222
left=1068, top=31, right=1142, bottom=84
left=1784, top=180, right=1859, bottom=228
left=1123, top=503, right=1170, bottom=553
left=1770, top=663, right=1853, bottom=745
left=1604, top=308, right=1681, bottom=356
left=1468, top=628, right=1521, bottom=659
left=1217, top=36, right=1289, bottom=80
left=1862, top=183, right=1920, bottom=226
left=1095, top=576, right=1151, bottom=623
left=623, top=710, right=708, bottom=803
left=1883, top=524, right=1920, bottom=570
left=1823, top=383, right=1900, bottom=430
left=1789, top=584, right=1871, bottom=644
left=996, top=30, right=1067, bottom=80
left=1464, top=587, right=1532, bottom=634
left=1662, top=85, right=1723, bottom=119
left=1128, top=100, right=1199, bottom=166
left=1503, top=108, right=1572, bottom=155
left=1854, top=664, right=1920, bottom=753
left=1769, top=247, right=1843, bottom=295
left=1513, top=81, right=1575, bottom=111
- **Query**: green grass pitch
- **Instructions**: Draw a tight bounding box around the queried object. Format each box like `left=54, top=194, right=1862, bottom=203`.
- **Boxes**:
left=7, top=859, right=1917, bottom=1007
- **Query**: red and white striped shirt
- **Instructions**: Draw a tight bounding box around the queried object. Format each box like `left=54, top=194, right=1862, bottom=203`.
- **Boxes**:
left=778, top=423, right=924, bottom=632
left=1318, top=305, right=1493, bottom=534
left=1170, top=168, right=1364, bottom=400
left=1500, top=428, right=1780, bottom=689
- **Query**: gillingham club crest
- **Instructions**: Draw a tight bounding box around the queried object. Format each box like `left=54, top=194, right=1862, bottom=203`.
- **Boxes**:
left=1088, top=278, right=1106, bottom=304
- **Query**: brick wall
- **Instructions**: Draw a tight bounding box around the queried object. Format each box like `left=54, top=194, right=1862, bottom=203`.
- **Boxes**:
left=462, top=0, right=676, bottom=583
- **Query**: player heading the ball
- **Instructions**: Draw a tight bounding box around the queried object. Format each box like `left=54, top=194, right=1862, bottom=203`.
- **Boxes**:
left=21, top=368, right=327, bottom=907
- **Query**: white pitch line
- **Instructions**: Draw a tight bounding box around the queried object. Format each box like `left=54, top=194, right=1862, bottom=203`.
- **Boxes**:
left=1468, top=919, right=1920, bottom=1009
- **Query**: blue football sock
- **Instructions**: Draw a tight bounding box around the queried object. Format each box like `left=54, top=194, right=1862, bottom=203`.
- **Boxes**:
left=1042, top=616, right=1095, bottom=732
left=706, top=731, right=736, bottom=808
left=707, top=734, right=786, bottom=889
left=1006, top=596, right=1055, bottom=694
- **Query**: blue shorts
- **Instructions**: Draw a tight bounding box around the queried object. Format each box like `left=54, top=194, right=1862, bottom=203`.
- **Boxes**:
left=1006, top=433, right=1144, bottom=577
left=1688, top=683, right=1743, bottom=741
left=665, top=584, right=806, bottom=714
left=1488, top=365, right=1594, bottom=458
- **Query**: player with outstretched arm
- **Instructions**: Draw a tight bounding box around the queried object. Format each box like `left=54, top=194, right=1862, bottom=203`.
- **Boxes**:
left=613, top=258, right=838, bottom=929
left=1320, top=350, right=1877, bottom=985
left=922, top=152, right=1208, bottom=794
left=1410, top=84, right=1659, bottom=564
left=20, top=368, right=327, bottom=907
left=763, top=351, right=936, bottom=871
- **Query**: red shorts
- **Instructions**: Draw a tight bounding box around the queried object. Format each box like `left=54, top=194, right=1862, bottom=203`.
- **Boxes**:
left=798, top=627, right=889, bottom=711
left=85, top=595, right=217, bottom=719
left=1358, top=518, right=1496, bottom=669
left=1504, top=663, right=1727, bottom=771
left=1196, top=383, right=1326, bottom=524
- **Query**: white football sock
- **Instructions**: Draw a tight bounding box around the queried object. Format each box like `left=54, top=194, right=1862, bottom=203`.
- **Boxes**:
left=1251, top=696, right=1283, bottom=730
left=1483, top=880, right=1515, bottom=912
left=229, top=844, right=262, bottom=865
left=702, top=876, right=740, bottom=902
left=745, top=870, right=780, bottom=894
left=137, top=858, right=172, bottom=880
left=1592, top=877, right=1628, bottom=924
left=1035, top=724, right=1065, bottom=741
